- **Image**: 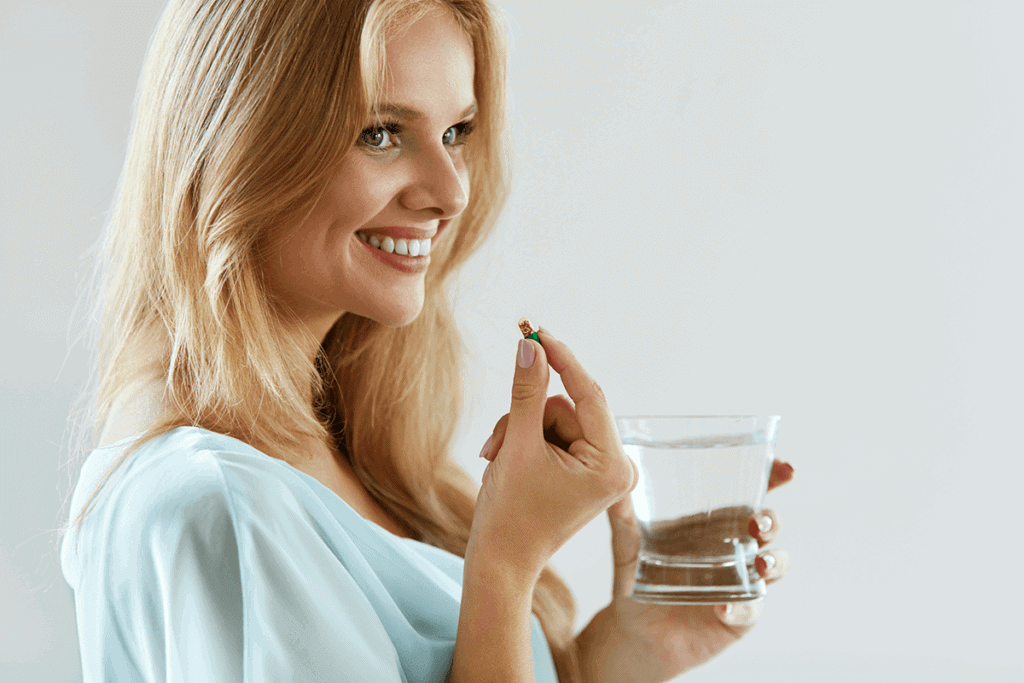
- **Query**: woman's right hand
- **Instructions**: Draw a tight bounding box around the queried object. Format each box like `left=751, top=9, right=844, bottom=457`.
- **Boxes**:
left=467, top=328, right=639, bottom=585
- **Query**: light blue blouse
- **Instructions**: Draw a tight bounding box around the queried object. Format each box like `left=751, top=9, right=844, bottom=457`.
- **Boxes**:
left=61, top=426, right=558, bottom=682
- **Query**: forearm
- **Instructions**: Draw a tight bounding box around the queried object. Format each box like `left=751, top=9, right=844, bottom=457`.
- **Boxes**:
left=451, top=557, right=539, bottom=683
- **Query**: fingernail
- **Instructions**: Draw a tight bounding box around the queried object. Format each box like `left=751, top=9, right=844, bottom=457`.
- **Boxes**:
left=721, top=599, right=764, bottom=626
left=518, top=339, right=535, bottom=368
left=479, top=435, right=493, bottom=459
left=756, top=514, right=773, bottom=534
left=538, top=326, right=555, bottom=339
left=761, top=552, right=777, bottom=573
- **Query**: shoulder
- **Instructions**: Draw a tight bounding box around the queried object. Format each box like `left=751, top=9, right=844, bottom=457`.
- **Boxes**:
left=77, top=427, right=279, bottom=548
left=81, top=430, right=236, bottom=544
left=63, top=426, right=313, bottom=590
left=64, top=429, right=250, bottom=678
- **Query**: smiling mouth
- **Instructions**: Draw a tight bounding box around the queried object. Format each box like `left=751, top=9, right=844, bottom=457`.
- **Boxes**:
left=356, top=232, right=431, bottom=257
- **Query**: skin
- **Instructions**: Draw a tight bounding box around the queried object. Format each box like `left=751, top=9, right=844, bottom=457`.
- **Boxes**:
left=258, top=7, right=476, bottom=537
left=482, top=330, right=795, bottom=683
left=259, top=7, right=795, bottom=681
left=261, top=7, right=475, bottom=354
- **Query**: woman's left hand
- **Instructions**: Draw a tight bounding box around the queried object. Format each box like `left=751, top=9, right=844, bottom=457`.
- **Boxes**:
left=572, top=459, right=794, bottom=683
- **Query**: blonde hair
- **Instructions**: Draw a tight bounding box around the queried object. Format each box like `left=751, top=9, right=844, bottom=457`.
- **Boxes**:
left=59, top=0, right=581, bottom=680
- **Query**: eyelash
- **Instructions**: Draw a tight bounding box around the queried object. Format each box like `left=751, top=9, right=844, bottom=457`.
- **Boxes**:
left=358, top=119, right=477, bottom=153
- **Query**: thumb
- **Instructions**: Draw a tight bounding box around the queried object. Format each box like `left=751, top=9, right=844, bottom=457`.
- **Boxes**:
left=608, top=494, right=640, bottom=597
left=506, top=338, right=550, bottom=444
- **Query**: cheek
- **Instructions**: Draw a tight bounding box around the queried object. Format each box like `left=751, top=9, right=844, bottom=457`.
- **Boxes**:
left=328, top=158, right=397, bottom=223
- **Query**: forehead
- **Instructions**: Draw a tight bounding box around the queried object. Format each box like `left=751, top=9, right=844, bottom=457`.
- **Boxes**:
left=377, top=7, right=475, bottom=118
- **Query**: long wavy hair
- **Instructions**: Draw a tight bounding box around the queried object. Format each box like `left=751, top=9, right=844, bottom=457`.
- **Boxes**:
left=58, top=0, right=581, bottom=679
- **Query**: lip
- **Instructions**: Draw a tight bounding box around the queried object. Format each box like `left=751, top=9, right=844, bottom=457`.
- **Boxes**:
left=359, top=220, right=449, bottom=241
left=359, top=235, right=429, bottom=274
left=356, top=219, right=450, bottom=274
left=358, top=225, right=430, bottom=241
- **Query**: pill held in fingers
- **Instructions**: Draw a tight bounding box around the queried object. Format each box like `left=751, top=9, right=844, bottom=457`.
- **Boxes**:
left=518, top=318, right=539, bottom=342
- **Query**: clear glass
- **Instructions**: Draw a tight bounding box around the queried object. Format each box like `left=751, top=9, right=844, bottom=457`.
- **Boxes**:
left=615, top=415, right=781, bottom=604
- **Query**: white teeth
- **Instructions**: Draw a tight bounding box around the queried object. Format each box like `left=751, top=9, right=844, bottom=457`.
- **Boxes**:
left=357, top=232, right=431, bottom=257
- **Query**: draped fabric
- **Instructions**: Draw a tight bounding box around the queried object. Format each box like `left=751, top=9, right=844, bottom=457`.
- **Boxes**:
left=61, top=427, right=558, bottom=682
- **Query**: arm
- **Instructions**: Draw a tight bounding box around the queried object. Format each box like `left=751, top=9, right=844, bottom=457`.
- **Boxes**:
left=451, top=555, right=539, bottom=683
left=457, top=328, right=641, bottom=681
left=68, top=455, right=245, bottom=682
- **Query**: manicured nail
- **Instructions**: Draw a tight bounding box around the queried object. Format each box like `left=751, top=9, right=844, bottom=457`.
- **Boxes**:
left=761, top=552, right=777, bottom=573
left=479, top=435, right=493, bottom=459
left=518, top=339, right=535, bottom=368
left=721, top=599, right=763, bottom=626
left=756, top=514, right=773, bottom=534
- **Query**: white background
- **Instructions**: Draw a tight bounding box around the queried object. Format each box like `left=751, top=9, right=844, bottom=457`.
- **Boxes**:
left=2, top=1, right=1021, bottom=681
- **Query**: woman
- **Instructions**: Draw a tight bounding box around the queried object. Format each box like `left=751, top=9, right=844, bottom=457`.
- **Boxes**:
left=59, top=0, right=793, bottom=681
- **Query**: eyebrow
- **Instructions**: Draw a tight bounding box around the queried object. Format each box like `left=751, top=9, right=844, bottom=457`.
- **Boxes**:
left=372, top=101, right=478, bottom=121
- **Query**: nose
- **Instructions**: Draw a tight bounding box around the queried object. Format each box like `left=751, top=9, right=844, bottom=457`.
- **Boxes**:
left=399, top=144, right=469, bottom=219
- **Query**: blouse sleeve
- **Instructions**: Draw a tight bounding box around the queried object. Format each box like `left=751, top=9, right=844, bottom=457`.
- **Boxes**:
left=73, top=453, right=244, bottom=682
left=71, top=441, right=411, bottom=682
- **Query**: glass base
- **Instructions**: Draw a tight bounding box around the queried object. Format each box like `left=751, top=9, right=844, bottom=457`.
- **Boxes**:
left=630, top=554, right=767, bottom=605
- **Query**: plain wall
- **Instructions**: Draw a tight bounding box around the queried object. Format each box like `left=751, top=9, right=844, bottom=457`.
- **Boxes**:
left=2, top=1, right=1021, bottom=681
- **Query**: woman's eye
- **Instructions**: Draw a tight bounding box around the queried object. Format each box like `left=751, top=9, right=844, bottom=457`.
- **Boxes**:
left=443, top=120, right=476, bottom=146
left=359, top=124, right=399, bottom=150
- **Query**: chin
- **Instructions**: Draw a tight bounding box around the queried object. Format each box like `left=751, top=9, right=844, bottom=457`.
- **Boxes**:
left=371, top=300, right=425, bottom=328
left=379, top=316, right=418, bottom=328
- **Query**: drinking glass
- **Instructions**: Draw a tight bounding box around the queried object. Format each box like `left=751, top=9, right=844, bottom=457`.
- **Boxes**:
left=615, top=415, right=781, bottom=604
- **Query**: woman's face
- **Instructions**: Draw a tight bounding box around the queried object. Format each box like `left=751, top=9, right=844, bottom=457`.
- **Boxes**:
left=263, top=7, right=475, bottom=339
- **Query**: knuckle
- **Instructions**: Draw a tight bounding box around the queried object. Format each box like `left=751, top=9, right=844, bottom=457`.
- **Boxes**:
left=545, top=394, right=563, bottom=410
left=604, top=459, right=635, bottom=497
left=510, top=381, right=544, bottom=402
left=589, top=380, right=606, bottom=402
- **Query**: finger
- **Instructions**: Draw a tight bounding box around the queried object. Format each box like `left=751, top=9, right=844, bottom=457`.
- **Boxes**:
left=767, top=460, right=794, bottom=491
left=481, top=414, right=511, bottom=461
left=482, top=395, right=582, bottom=462
left=748, top=509, right=780, bottom=547
left=755, top=549, right=789, bottom=584
left=716, top=599, right=764, bottom=630
left=607, top=492, right=640, bottom=597
left=542, top=394, right=583, bottom=451
left=505, top=337, right=550, bottom=446
left=535, top=328, right=619, bottom=456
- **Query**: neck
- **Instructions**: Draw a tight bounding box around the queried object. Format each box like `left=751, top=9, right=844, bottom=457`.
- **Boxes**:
left=97, top=377, right=165, bottom=448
